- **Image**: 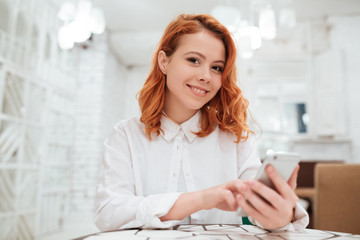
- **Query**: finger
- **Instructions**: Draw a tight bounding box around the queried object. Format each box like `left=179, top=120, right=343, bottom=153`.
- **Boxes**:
left=288, top=165, right=300, bottom=190
left=240, top=181, right=278, bottom=216
left=236, top=194, right=269, bottom=224
left=266, top=165, right=294, bottom=199
left=288, top=165, right=299, bottom=189
left=234, top=180, right=247, bottom=194
left=225, top=179, right=243, bottom=193
left=246, top=179, right=283, bottom=209
left=222, top=189, right=237, bottom=210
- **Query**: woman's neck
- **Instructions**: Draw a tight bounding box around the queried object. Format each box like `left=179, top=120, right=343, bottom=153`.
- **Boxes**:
left=162, top=105, right=198, bottom=124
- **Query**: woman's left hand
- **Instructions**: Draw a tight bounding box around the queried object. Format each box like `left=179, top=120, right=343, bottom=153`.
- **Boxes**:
left=235, top=165, right=300, bottom=229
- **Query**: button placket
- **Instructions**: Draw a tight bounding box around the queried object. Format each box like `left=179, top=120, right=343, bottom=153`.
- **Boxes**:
left=182, top=149, right=196, bottom=192
left=167, top=132, right=184, bottom=192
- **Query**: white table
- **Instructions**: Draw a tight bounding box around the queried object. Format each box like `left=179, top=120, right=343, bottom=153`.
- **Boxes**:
left=77, top=224, right=360, bottom=240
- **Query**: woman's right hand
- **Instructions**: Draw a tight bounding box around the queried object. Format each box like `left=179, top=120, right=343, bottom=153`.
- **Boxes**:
left=200, top=180, right=243, bottom=211
left=160, top=179, right=244, bottom=221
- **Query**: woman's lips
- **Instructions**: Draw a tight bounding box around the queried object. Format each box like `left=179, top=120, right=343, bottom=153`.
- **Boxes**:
left=187, top=84, right=209, bottom=96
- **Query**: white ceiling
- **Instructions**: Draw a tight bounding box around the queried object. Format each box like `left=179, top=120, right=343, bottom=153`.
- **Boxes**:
left=51, top=0, right=360, bottom=66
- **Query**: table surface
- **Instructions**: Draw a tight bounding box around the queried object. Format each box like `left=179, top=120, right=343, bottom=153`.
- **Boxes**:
left=76, top=224, right=360, bottom=240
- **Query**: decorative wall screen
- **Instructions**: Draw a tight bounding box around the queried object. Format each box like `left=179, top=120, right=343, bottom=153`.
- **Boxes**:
left=0, top=0, right=78, bottom=239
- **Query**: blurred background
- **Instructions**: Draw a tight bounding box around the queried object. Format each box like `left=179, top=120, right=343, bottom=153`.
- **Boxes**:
left=0, top=0, right=359, bottom=239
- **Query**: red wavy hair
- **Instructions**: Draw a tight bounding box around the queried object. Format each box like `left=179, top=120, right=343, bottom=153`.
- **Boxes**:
left=138, top=14, right=253, bottom=143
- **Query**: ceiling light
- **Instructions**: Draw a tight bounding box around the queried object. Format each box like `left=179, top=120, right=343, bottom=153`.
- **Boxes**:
left=57, top=0, right=106, bottom=50
left=58, top=24, right=74, bottom=50
left=211, top=6, right=241, bottom=33
left=57, top=2, right=76, bottom=22
left=259, top=5, right=277, bottom=40
left=68, top=20, right=91, bottom=43
left=236, top=23, right=262, bottom=50
left=279, top=8, right=296, bottom=28
left=88, top=7, right=106, bottom=34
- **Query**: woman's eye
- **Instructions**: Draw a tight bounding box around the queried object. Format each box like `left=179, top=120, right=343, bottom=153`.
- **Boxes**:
left=212, top=66, right=224, bottom=72
left=187, top=58, right=199, bottom=64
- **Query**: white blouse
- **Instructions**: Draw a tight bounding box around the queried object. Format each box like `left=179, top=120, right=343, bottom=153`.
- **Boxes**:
left=95, top=111, right=309, bottom=231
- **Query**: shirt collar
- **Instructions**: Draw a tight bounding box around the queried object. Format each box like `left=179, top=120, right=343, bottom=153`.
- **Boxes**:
left=160, top=111, right=201, bottom=143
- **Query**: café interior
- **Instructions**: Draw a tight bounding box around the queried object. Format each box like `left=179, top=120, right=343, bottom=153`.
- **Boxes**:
left=0, top=0, right=359, bottom=239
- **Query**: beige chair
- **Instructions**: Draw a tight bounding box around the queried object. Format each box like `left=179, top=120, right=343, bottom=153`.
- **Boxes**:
left=314, top=163, right=360, bottom=234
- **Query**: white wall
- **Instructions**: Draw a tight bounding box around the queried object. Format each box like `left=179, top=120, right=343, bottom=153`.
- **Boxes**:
left=123, top=65, right=150, bottom=119
left=100, top=51, right=128, bottom=141
left=0, top=0, right=82, bottom=238
left=233, top=16, right=360, bottom=163
left=330, top=16, right=360, bottom=163
left=70, top=34, right=108, bottom=216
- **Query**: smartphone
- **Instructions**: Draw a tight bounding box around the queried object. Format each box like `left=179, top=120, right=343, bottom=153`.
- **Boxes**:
left=237, top=151, right=301, bottom=216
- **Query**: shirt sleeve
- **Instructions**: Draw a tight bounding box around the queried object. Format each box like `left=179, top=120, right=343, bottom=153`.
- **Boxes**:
left=94, top=123, right=183, bottom=231
left=236, top=134, right=262, bottom=180
left=249, top=202, right=310, bottom=231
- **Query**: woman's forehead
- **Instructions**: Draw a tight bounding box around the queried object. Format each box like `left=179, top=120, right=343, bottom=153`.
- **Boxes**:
left=175, top=30, right=226, bottom=59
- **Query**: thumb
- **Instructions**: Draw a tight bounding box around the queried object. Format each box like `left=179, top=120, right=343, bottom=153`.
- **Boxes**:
left=287, top=165, right=300, bottom=190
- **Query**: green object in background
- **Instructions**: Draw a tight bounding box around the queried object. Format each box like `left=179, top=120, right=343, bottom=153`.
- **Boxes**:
left=242, top=216, right=253, bottom=225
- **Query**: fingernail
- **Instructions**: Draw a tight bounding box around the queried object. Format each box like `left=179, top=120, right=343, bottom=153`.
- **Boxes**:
left=248, top=179, right=255, bottom=186
left=241, top=185, right=248, bottom=191
left=266, top=165, right=274, bottom=173
left=237, top=194, right=243, bottom=201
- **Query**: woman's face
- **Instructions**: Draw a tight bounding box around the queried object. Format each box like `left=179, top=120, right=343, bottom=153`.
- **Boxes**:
left=159, top=30, right=225, bottom=123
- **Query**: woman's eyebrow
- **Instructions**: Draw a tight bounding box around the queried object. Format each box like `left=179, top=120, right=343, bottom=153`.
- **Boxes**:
left=184, top=51, right=225, bottom=65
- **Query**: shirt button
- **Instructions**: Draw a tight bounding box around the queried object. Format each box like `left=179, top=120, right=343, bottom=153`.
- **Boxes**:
left=177, top=144, right=185, bottom=151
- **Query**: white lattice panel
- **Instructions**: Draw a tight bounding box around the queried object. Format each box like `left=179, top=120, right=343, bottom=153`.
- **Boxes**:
left=39, top=61, right=52, bottom=81
left=48, top=111, right=74, bottom=145
left=0, top=29, right=10, bottom=58
left=24, top=127, right=42, bottom=164
left=0, top=0, right=99, bottom=238
left=2, top=73, right=25, bottom=118
left=46, top=144, right=70, bottom=165
left=0, top=1, right=78, bottom=238
left=40, top=193, right=67, bottom=234
left=28, top=52, right=39, bottom=74
left=16, top=213, right=36, bottom=240
left=43, top=166, right=70, bottom=191
left=0, top=214, right=17, bottom=239
left=0, top=121, right=21, bottom=165
left=16, top=169, right=39, bottom=210
left=10, top=38, right=28, bottom=68
left=26, top=83, right=46, bottom=122
left=0, top=168, right=38, bottom=240
left=0, top=169, right=16, bottom=212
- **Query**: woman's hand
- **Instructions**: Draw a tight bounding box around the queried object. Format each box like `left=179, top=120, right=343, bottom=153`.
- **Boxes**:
left=160, top=179, right=243, bottom=221
left=200, top=180, right=242, bottom=211
left=235, top=165, right=300, bottom=229
left=161, top=166, right=299, bottom=224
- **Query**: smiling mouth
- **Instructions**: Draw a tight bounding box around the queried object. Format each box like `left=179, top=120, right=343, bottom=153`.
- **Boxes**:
left=187, top=84, right=209, bottom=94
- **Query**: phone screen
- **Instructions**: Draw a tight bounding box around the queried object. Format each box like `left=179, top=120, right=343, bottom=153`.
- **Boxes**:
left=256, top=152, right=301, bottom=190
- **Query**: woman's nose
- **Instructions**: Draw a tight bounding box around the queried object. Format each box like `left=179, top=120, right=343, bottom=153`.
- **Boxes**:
left=199, top=66, right=211, bottom=83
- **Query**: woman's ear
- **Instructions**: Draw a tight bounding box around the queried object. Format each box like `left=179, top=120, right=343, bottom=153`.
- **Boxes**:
left=158, top=50, right=168, bottom=74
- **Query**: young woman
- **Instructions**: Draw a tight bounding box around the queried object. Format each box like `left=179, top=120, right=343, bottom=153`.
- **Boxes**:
left=95, top=14, right=309, bottom=231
